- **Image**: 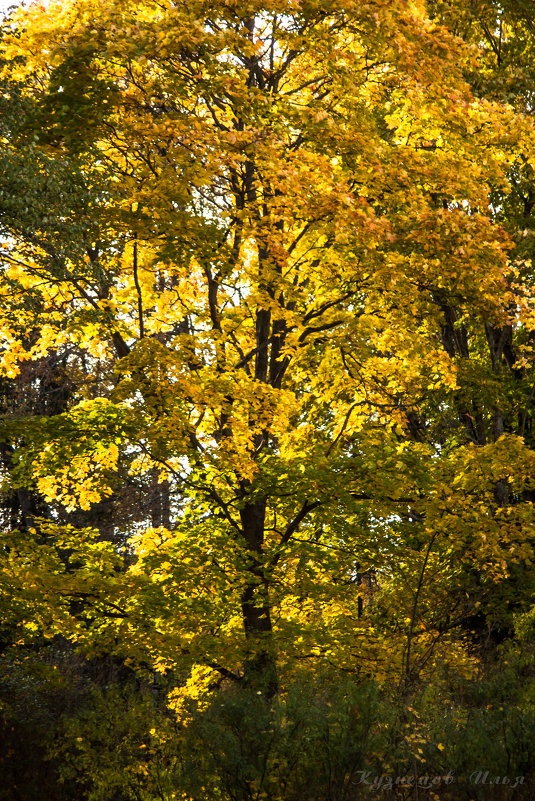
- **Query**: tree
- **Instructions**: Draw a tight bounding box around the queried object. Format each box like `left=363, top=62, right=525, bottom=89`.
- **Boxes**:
left=1, top=0, right=535, bottom=706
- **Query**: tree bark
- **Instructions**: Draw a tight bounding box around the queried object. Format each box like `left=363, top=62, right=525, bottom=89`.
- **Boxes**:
left=239, top=497, right=278, bottom=697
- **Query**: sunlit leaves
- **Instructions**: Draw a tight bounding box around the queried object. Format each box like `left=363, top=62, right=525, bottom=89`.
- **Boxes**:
left=1, top=0, right=535, bottom=697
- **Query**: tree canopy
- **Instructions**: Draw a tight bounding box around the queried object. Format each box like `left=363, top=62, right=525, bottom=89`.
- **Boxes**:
left=1, top=1, right=535, bottom=798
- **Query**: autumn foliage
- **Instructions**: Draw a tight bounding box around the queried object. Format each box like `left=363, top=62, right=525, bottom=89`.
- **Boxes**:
left=1, top=0, right=535, bottom=798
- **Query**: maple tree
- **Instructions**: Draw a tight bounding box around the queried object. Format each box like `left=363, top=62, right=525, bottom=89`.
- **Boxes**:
left=1, top=0, right=535, bottom=797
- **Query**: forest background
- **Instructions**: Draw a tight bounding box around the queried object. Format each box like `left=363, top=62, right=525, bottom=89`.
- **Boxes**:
left=1, top=1, right=535, bottom=799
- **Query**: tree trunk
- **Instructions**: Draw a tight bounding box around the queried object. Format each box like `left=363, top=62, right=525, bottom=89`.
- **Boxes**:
left=239, top=497, right=278, bottom=697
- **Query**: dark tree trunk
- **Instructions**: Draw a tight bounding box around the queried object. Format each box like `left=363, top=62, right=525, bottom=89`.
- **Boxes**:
left=239, top=497, right=278, bottom=697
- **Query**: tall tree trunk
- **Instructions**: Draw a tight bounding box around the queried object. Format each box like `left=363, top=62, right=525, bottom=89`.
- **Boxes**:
left=239, top=497, right=278, bottom=697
